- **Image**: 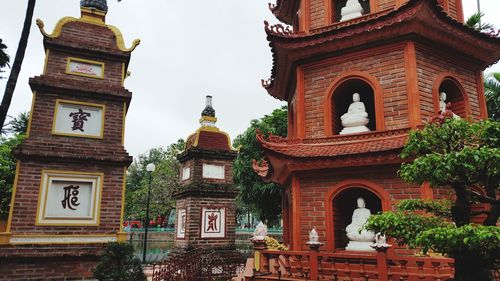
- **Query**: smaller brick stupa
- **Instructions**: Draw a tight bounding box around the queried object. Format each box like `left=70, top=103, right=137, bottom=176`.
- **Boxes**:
left=173, top=95, right=239, bottom=252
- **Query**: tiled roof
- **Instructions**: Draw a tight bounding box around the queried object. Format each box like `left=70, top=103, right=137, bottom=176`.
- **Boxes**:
left=185, top=128, right=235, bottom=152
left=257, top=129, right=408, bottom=158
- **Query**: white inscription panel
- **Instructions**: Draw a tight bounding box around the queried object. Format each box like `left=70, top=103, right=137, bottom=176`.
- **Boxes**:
left=37, top=171, right=103, bottom=226
left=67, top=58, right=104, bottom=78
left=181, top=167, right=191, bottom=181
left=45, top=180, right=93, bottom=219
left=201, top=207, right=226, bottom=238
left=52, top=100, right=104, bottom=138
left=177, top=209, right=186, bottom=239
left=202, top=164, right=224, bottom=179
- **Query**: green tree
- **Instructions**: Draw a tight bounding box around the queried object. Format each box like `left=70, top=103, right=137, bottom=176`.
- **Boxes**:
left=0, top=0, right=36, bottom=132
left=465, top=12, right=493, bottom=31
left=0, top=112, right=29, bottom=220
left=0, top=39, right=9, bottom=79
left=125, top=139, right=185, bottom=225
left=0, top=134, right=24, bottom=220
left=485, top=72, right=500, bottom=120
left=365, top=118, right=500, bottom=281
left=2, top=111, right=29, bottom=135
left=93, top=242, right=146, bottom=281
left=233, top=106, right=287, bottom=226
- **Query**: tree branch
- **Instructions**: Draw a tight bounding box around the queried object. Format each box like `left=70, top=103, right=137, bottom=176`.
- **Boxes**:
left=471, top=190, right=499, bottom=205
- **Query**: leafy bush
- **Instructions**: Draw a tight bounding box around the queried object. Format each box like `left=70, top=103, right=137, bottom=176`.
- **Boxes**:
left=93, top=242, right=146, bottom=281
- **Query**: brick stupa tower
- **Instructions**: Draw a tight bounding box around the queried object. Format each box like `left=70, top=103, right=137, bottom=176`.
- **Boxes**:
left=0, top=0, right=139, bottom=279
left=173, top=96, right=239, bottom=252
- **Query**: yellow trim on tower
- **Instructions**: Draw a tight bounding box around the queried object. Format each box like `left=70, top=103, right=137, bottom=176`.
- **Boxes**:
left=121, top=102, right=127, bottom=145
left=117, top=167, right=128, bottom=242
left=0, top=233, right=11, bottom=245
left=65, top=57, right=105, bottom=79
left=51, top=99, right=106, bottom=139
left=199, top=116, right=218, bottom=123
left=25, top=92, right=36, bottom=138
left=121, top=63, right=125, bottom=86
left=5, top=161, right=21, bottom=233
left=36, top=17, right=140, bottom=53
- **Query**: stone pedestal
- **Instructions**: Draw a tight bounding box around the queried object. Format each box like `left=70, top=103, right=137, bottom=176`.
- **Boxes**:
left=346, top=241, right=376, bottom=251
left=340, top=125, right=371, bottom=135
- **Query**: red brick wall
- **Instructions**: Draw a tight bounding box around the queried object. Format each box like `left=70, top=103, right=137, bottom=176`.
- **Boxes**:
left=302, top=45, right=408, bottom=138
left=379, top=0, right=396, bottom=11
left=297, top=166, right=420, bottom=251
left=447, top=0, right=459, bottom=20
left=59, top=21, right=125, bottom=57
left=9, top=160, right=124, bottom=234
left=309, top=0, right=326, bottom=30
left=45, top=48, right=123, bottom=87
left=0, top=244, right=102, bottom=280
left=415, top=44, right=481, bottom=122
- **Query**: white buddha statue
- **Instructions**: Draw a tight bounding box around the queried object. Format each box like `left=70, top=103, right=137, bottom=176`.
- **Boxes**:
left=345, top=197, right=375, bottom=251
left=341, top=0, right=364, bottom=22
left=439, top=92, right=460, bottom=119
left=340, top=93, right=371, bottom=135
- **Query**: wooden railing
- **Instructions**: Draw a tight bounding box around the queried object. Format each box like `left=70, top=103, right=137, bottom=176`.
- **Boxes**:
left=252, top=249, right=455, bottom=281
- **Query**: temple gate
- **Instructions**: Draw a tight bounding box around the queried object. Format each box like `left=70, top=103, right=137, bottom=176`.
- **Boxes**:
left=0, top=1, right=139, bottom=279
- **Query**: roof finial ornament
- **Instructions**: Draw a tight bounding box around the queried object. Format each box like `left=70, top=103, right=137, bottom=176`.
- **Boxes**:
left=80, top=0, right=108, bottom=12
left=201, top=95, right=216, bottom=118
left=200, top=95, right=217, bottom=128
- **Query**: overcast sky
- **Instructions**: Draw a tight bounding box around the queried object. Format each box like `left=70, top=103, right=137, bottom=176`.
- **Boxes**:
left=0, top=0, right=499, bottom=158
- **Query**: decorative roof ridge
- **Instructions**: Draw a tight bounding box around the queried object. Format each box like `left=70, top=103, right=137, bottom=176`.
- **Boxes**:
left=267, top=0, right=301, bottom=25
left=36, top=16, right=140, bottom=53
left=268, top=1, right=280, bottom=13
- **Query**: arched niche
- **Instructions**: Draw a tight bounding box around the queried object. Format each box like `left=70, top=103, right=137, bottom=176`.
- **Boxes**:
left=332, top=187, right=381, bottom=249
left=433, top=73, right=470, bottom=118
left=324, top=179, right=390, bottom=252
left=324, top=72, right=384, bottom=136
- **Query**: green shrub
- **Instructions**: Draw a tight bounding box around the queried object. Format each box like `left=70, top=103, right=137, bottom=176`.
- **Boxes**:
left=93, top=242, right=146, bottom=281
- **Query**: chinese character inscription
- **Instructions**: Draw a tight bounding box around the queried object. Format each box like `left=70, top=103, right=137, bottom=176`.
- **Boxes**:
left=69, top=109, right=91, bottom=132
left=206, top=212, right=218, bottom=232
left=61, top=185, right=80, bottom=210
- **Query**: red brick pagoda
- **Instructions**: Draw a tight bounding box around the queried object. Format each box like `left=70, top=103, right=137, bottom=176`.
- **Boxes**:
left=0, top=0, right=138, bottom=279
left=248, top=0, right=500, bottom=280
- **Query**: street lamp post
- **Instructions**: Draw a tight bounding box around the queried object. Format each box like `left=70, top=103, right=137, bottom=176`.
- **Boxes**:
left=477, top=0, right=481, bottom=27
left=143, top=163, right=155, bottom=263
